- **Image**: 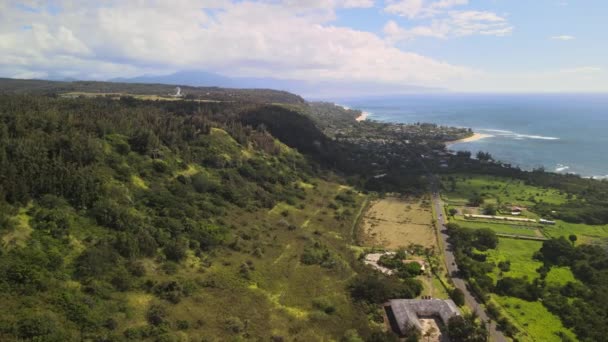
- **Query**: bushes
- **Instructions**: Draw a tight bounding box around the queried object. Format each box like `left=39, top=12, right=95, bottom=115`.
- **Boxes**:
left=147, top=304, right=168, bottom=326
left=348, top=274, right=422, bottom=304
left=447, top=314, right=488, bottom=342
left=312, top=297, right=336, bottom=314
left=300, top=242, right=335, bottom=268
left=494, top=277, right=541, bottom=301
left=16, top=315, right=62, bottom=340
left=224, top=317, right=245, bottom=334
left=163, top=240, right=188, bottom=262
left=153, top=280, right=190, bottom=304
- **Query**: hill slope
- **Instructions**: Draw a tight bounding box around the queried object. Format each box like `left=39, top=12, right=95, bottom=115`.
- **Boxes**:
left=0, top=95, right=424, bottom=341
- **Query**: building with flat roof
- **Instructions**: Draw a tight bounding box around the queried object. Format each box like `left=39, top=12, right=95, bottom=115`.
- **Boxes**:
left=386, top=299, right=461, bottom=336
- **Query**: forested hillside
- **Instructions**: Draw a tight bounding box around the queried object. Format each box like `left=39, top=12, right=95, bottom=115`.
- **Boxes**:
left=0, top=95, right=411, bottom=341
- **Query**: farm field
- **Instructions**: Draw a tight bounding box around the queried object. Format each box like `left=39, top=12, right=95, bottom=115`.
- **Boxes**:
left=491, top=295, right=577, bottom=342
left=360, top=196, right=436, bottom=250
left=453, top=217, right=543, bottom=237
left=441, top=174, right=569, bottom=206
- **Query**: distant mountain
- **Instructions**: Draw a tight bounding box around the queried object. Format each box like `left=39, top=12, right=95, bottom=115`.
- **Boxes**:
left=110, top=71, right=302, bottom=91
left=110, top=70, right=442, bottom=98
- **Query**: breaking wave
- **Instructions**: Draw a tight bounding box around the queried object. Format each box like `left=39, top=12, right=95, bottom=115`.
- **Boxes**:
left=479, top=128, right=559, bottom=141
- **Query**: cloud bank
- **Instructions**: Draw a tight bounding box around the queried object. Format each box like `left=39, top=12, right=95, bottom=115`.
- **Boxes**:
left=0, top=0, right=472, bottom=89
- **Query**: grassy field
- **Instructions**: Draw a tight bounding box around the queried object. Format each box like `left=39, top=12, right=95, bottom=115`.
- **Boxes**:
left=491, top=295, right=577, bottom=342
left=61, top=92, right=222, bottom=102
left=485, top=238, right=576, bottom=285
left=360, top=196, right=436, bottom=250
left=543, top=220, right=608, bottom=245
left=453, top=217, right=543, bottom=237
left=441, top=174, right=569, bottom=206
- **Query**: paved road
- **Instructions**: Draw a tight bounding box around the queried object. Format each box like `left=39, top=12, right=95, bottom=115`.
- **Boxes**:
left=430, top=178, right=508, bottom=342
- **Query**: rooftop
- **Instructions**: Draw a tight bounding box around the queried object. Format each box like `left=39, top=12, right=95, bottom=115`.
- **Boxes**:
left=387, top=299, right=461, bottom=335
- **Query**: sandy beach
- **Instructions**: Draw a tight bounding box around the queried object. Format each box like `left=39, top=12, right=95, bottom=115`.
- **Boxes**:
left=446, top=132, right=493, bottom=145
left=356, top=111, right=370, bottom=122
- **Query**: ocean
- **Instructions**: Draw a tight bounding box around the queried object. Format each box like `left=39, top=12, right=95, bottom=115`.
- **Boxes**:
left=340, top=94, right=608, bottom=178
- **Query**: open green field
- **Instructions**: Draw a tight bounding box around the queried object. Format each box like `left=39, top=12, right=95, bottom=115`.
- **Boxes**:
left=441, top=174, right=569, bottom=206
left=492, top=295, right=577, bottom=342
left=543, top=220, right=608, bottom=245
left=486, top=238, right=576, bottom=285
left=61, top=92, right=222, bottom=102
left=452, top=217, right=542, bottom=237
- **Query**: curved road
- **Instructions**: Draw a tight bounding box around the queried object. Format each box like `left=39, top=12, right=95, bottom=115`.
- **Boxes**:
left=431, top=180, right=508, bottom=342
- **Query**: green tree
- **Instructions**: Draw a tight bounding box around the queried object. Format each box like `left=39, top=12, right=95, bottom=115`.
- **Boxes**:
left=450, top=288, right=465, bottom=306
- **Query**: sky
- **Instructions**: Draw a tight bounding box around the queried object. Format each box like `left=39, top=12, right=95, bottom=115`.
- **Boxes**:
left=1, top=0, right=607, bottom=93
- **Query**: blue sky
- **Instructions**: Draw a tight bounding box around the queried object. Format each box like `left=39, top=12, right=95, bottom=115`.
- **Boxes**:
left=1, top=0, right=607, bottom=93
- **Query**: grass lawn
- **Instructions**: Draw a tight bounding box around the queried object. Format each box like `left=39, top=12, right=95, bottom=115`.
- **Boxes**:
left=492, top=295, right=577, bottom=342
left=441, top=174, right=569, bottom=206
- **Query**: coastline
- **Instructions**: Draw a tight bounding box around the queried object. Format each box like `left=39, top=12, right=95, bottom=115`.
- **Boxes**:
left=356, top=111, right=370, bottom=122
left=445, top=132, right=493, bottom=145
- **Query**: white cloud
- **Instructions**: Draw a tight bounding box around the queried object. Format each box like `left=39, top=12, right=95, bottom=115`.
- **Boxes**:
left=384, top=10, right=512, bottom=41
left=551, top=35, right=575, bottom=41
left=0, top=0, right=471, bottom=88
left=559, top=66, right=602, bottom=74
left=385, top=0, right=468, bottom=19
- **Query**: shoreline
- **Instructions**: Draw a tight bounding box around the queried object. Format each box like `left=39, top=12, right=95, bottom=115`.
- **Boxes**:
left=356, top=111, right=370, bottom=122
left=445, top=132, right=493, bottom=145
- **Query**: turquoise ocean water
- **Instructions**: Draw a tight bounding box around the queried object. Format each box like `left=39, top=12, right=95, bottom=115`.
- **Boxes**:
left=341, top=94, right=608, bottom=178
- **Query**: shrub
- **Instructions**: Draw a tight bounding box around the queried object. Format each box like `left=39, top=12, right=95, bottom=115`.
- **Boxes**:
left=147, top=304, right=167, bottom=326
left=224, top=317, right=245, bottom=334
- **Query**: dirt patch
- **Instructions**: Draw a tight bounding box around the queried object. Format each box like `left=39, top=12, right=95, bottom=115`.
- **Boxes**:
left=361, top=197, right=436, bottom=249
left=419, top=317, right=446, bottom=342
